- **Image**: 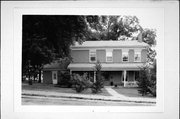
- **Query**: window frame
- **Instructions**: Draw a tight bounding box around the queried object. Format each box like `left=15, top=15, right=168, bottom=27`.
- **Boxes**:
left=122, top=51, right=129, bottom=62
left=106, top=49, right=113, bottom=62
left=134, top=51, right=141, bottom=62
left=89, top=49, right=97, bottom=63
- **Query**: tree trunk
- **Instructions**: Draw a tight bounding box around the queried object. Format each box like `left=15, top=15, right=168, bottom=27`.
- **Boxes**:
left=28, top=71, right=32, bottom=85
left=34, top=74, right=36, bottom=82
left=38, top=69, right=41, bottom=83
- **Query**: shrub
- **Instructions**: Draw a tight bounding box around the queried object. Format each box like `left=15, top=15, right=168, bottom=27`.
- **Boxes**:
left=72, top=73, right=93, bottom=93
left=137, top=64, right=156, bottom=97
left=110, top=81, right=114, bottom=86
left=114, top=84, right=118, bottom=87
left=91, top=61, right=104, bottom=94
left=148, top=63, right=156, bottom=97
left=58, top=71, right=72, bottom=88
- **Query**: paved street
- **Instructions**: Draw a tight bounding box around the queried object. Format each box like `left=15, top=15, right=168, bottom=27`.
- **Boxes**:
left=22, top=95, right=154, bottom=106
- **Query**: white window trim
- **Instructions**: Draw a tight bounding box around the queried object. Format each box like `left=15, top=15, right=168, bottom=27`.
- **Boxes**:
left=106, top=49, right=113, bottom=62
left=89, top=49, right=97, bottom=63
left=134, top=52, right=141, bottom=62
left=122, top=51, right=129, bottom=62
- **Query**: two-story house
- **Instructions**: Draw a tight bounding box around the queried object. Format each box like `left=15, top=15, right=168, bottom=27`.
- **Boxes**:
left=68, top=38, right=149, bottom=87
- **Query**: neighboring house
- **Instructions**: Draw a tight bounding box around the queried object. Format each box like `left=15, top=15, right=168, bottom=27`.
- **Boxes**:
left=43, top=59, right=69, bottom=84
left=68, top=38, right=149, bottom=87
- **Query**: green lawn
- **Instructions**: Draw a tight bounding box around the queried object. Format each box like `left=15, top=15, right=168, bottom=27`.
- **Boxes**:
left=112, top=86, right=155, bottom=98
left=22, top=82, right=111, bottom=96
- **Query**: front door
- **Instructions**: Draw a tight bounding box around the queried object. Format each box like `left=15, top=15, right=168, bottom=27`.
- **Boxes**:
left=52, top=71, right=58, bottom=84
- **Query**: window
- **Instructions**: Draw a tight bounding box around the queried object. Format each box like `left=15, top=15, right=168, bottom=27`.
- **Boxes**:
left=89, top=50, right=96, bottom=62
left=134, top=52, right=141, bottom=62
left=122, top=52, right=128, bottom=62
left=106, top=50, right=113, bottom=62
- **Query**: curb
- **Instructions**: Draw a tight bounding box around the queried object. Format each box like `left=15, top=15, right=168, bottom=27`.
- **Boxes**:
left=22, top=93, right=156, bottom=104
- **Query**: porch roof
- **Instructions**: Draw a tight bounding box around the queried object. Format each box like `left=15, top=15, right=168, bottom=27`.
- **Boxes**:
left=68, top=63, right=147, bottom=71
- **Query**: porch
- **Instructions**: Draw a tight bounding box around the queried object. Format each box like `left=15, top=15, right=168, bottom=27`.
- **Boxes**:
left=68, top=63, right=143, bottom=87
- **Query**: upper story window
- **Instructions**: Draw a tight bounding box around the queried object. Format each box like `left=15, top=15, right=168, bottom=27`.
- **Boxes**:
left=89, top=50, right=96, bottom=62
left=106, top=49, right=113, bottom=62
left=134, top=52, right=141, bottom=62
left=122, top=52, right=129, bottom=62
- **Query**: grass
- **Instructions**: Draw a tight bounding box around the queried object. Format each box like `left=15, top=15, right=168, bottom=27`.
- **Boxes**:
left=22, top=82, right=111, bottom=96
left=112, top=86, right=155, bottom=98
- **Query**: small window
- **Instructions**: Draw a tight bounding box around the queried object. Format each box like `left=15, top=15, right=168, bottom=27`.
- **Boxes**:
left=106, top=50, right=113, bottom=62
left=134, top=52, right=141, bottom=62
left=122, top=52, right=128, bottom=62
left=89, top=50, right=96, bottom=62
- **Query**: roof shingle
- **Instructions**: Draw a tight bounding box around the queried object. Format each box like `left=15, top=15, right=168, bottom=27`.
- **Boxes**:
left=71, top=40, right=149, bottom=48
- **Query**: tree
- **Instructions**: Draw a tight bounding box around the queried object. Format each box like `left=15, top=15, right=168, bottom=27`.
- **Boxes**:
left=86, top=15, right=157, bottom=64
left=148, top=59, right=156, bottom=97
left=22, top=15, right=88, bottom=82
left=137, top=65, right=151, bottom=96
left=86, top=15, right=141, bottom=41
left=91, top=60, right=104, bottom=93
left=137, top=62, right=156, bottom=97
left=142, top=28, right=157, bottom=47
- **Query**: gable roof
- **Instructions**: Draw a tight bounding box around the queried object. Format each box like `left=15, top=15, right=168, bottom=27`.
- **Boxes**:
left=71, top=40, right=149, bottom=48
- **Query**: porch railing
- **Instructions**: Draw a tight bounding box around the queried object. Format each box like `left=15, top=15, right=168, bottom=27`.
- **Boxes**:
left=124, top=81, right=138, bottom=87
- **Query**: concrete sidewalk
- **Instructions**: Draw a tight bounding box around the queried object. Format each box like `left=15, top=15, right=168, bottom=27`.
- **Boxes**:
left=22, top=88, right=156, bottom=104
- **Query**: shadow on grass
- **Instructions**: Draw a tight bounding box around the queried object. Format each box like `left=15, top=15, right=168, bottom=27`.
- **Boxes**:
left=22, top=82, right=111, bottom=96
left=112, top=86, right=155, bottom=98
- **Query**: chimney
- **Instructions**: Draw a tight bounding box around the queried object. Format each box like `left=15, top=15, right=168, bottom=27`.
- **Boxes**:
left=137, top=32, right=143, bottom=42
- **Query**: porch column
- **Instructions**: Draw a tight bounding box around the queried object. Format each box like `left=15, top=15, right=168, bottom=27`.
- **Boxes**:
left=133, top=71, right=135, bottom=82
left=123, top=70, right=127, bottom=87
left=70, top=70, right=72, bottom=80
left=94, top=71, right=96, bottom=83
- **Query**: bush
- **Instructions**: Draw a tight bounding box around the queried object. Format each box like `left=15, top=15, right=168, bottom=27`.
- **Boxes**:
left=72, top=73, right=93, bottom=93
left=91, top=61, right=104, bottom=94
left=58, top=71, right=72, bottom=88
left=110, top=81, right=114, bottom=86
left=137, top=64, right=156, bottom=97
left=148, top=69, right=156, bottom=97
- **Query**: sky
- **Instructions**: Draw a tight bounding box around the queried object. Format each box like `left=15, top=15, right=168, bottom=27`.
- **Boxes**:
left=111, top=8, right=164, bottom=32
left=86, top=7, right=164, bottom=44
left=117, top=8, right=164, bottom=47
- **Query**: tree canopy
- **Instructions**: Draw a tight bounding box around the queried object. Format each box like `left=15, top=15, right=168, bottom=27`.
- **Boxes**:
left=85, top=15, right=157, bottom=64
left=22, top=15, right=88, bottom=82
left=85, top=15, right=156, bottom=46
left=85, top=15, right=140, bottom=41
left=22, top=15, right=157, bottom=82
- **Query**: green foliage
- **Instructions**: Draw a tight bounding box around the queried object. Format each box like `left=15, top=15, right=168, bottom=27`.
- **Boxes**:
left=91, top=61, right=104, bottom=94
left=137, top=63, right=156, bottom=97
left=86, top=15, right=141, bottom=41
left=22, top=15, right=88, bottom=82
left=148, top=60, right=156, bottom=97
left=58, top=71, right=72, bottom=88
left=86, top=15, right=157, bottom=65
left=72, top=73, right=93, bottom=93
left=142, top=28, right=157, bottom=47
left=147, top=48, right=157, bottom=65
